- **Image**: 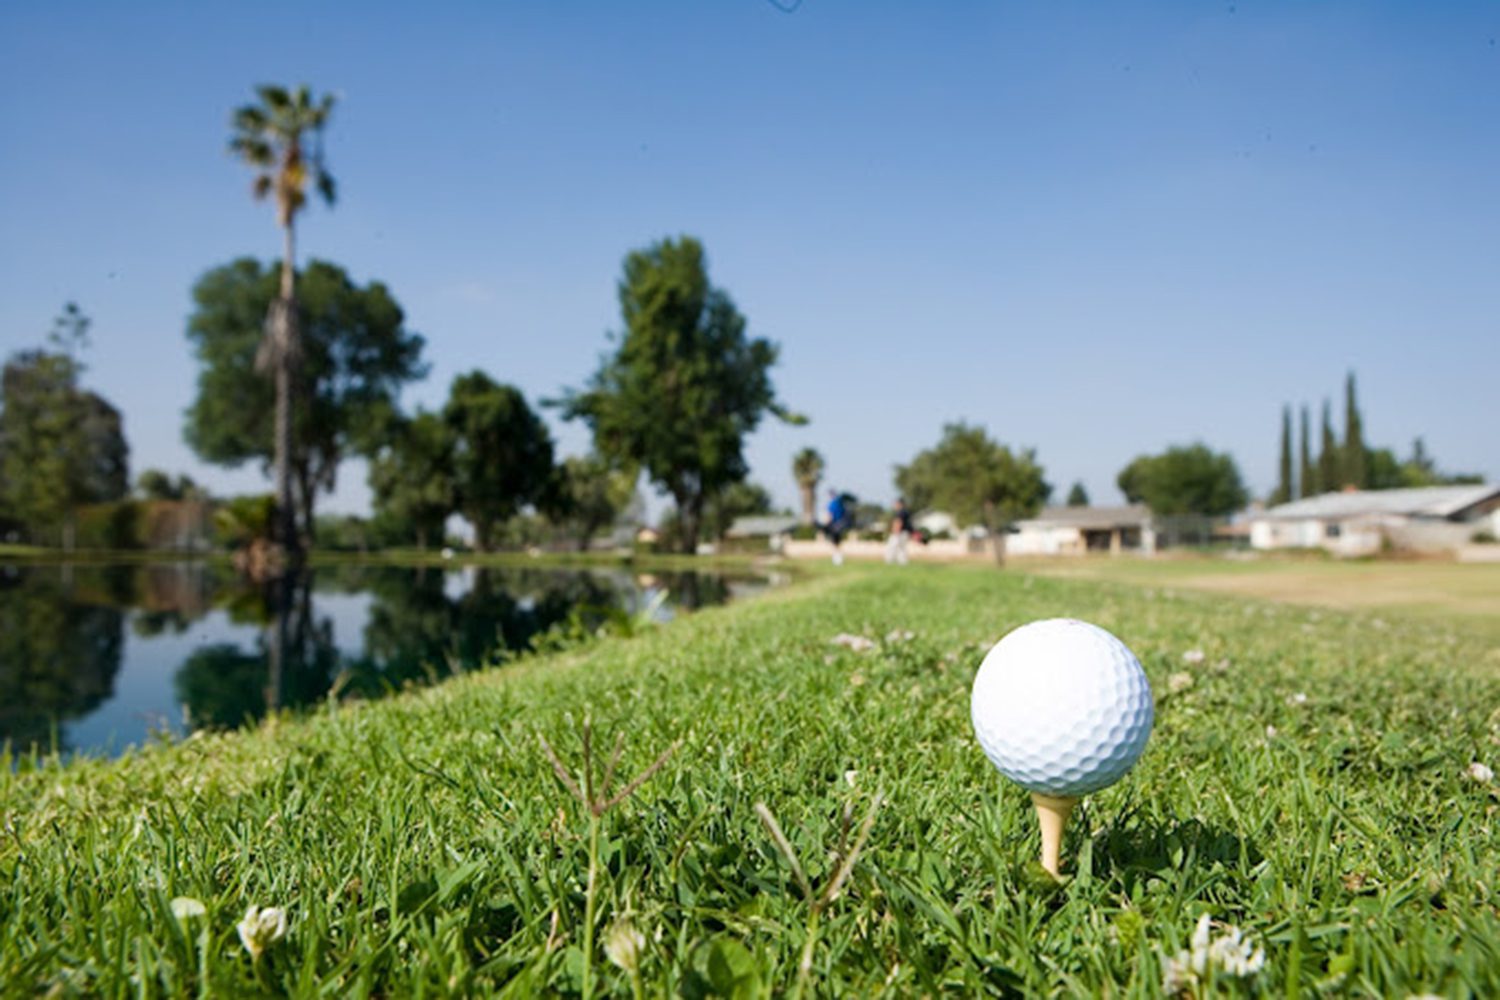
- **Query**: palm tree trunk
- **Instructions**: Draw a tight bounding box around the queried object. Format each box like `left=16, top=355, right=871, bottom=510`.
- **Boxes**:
left=274, top=222, right=299, bottom=563
left=799, top=483, right=815, bottom=526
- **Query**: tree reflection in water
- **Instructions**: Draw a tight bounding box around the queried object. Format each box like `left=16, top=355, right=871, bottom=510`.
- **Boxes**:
left=0, top=562, right=756, bottom=754
left=0, top=566, right=125, bottom=753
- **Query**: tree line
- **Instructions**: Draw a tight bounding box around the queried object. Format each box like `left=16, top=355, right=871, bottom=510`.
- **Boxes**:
left=2, top=82, right=1485, bottom=555
left=1267, top=372, right=1479, bottom=504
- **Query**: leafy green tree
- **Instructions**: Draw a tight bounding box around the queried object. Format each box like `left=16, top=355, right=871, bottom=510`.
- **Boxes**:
left=1366, top=438, right=1483, bottom=489
left=213, top=494, right=276, bottom=550
left=230, top=84, right=338, bottom=557
left=1298, top=404, right=1316, bottom=498
left=1270, top=405, right=1293, bottom=505
left=368, top=411, right=455, bottom=550
left=559, top=237, right=802, bottom=553
left=1066, top=481, right=1090, bottom=507
left=184, top=258, right=426, bottom=544
left=1342, top=372, right=1367, bottom=489
left=792, top=448, right=825, bottom=526
left=895, top=422, right=1049, bottom=565
left=0, top=306, right=128, bottom=544
left=550, top=454, right=637, bottom=552
left=137, top=469, right=205, bottom=501
left=1117, top=443, right=1247, bottom=517
left=1318, top=399, right=1340, bottom=492
left=445, top=372, right=556, bottom=551
left=1365, top=448, right=1404, bottom=490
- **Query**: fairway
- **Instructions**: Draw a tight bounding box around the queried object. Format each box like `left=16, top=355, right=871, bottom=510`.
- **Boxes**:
left=1023, top=555, right=1500, bottom=627
left=3, top=565, right=1498, bottom=996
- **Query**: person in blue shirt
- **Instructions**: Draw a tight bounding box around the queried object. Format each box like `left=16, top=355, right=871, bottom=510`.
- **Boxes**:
left=823, top=489, right=853, bottom=565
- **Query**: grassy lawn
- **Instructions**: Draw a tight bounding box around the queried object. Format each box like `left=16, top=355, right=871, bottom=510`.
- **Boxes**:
left=1023, top=554, right=1500, bottom=629
left=3, top=564, right=1498, bottom=995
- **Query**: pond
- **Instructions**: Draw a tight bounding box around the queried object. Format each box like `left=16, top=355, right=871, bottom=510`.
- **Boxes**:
left=0, top=560, right=778, bottom=759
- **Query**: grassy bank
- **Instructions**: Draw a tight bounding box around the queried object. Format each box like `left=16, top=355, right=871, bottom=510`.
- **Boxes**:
left=3, top=565, right=1498, bottom=995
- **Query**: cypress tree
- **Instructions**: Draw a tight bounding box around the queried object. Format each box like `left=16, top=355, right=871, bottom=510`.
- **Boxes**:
left=1298, top=404, right=1315, bottom=497
left=1318, top=399, right=1340, bottom=491
left=1271, top=405, right=1293, bottom=505
left=1343, top=371, right=1367, bottom=489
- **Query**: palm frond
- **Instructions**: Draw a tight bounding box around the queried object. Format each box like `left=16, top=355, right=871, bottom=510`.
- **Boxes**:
left=251, top=174, right=273, bottom=200
left=231, top=105, right=269, bottom=133
left=256, top=84, right=292, bottom=111
left=315, top=170, right=337, bottom=206
left=228, top=136, right=274, bottom=165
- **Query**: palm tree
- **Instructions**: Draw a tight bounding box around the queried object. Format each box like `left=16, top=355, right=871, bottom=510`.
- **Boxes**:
left=229, top=84, right=337, bottom=560
left=792, top=447, right=825, bottom=526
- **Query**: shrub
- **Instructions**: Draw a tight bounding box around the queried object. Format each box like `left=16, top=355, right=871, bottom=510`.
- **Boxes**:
left=74, top=500, right=143, bottom=550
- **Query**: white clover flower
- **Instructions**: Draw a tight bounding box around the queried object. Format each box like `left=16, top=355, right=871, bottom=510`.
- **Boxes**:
left=884, top=629, right=915, bottom=643
left=237, top=905, right=288, bottom=960
left=604, top=917, right=645, bottom=973
left=1466, top=761, right=1494, bottom=783
left=1265, top=725, right=1278, bottom=740
left=830, top=633, right=876, bottom=653
left=1168, top=672, right=1195, bottom=694
left=1289, top=691, right=1308, bottom=705
left=1182, top=649, right=1206, bottom=665
left=169, top=897, right=206, bottom=921
left=1161, top=914, right=1264, bottom=995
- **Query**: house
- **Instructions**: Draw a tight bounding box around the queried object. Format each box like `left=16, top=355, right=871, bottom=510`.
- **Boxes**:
left=725, top=514, right=800, bottom=552
left=726, top=515, right=800, bottom=539
left=1249, top=484, right=1500, bottom=556
left=1009, top=505, right=1157, bottom=556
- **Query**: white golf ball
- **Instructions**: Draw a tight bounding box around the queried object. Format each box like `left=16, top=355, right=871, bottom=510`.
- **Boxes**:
left=971, top=618, right=1153, bottom=797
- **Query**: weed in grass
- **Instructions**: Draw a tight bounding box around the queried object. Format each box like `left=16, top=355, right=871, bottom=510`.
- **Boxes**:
left=1160, top=913, right=1265, bottom=996
left=538, top=714, right=679, bottom=1000
left=755, top=792, right=884, bottom=999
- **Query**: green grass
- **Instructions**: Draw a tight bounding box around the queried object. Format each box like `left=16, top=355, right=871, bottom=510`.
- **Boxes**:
left=3, top=565, right=1499, bottom=996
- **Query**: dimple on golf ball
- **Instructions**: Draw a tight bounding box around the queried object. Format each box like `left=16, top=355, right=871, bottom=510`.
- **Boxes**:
left=971, top=618, right=1153, bottom=798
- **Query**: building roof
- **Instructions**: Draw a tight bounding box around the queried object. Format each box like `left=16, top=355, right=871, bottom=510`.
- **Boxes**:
left=1015, top=504, right=1153, bottom=530
left=1255, top=484, right=1500, bottom=521
left=726, top=514, right=800, bottom=537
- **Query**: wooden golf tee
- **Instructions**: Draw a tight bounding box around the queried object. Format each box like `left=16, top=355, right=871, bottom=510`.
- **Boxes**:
left=1031, top=792, right=1079, bottom=878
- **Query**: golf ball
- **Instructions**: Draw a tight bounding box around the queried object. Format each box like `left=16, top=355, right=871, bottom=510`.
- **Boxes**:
left=971, top=618, right=1153, bottom=797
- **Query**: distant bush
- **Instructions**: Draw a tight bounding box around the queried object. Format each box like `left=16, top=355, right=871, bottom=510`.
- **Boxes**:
left=790, top=524, right=818, bottom=541
left=75, top=500, right=143, bottom=550
left=1472, top=529, right=1498, bottom=545
left=214, top=495, right=275, bottom=549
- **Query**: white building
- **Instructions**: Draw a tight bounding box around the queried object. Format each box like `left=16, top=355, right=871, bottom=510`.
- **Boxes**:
left=725, top=514, right=800, bottom=552
left=1009, top=505, right=1157, bottom=556
left=1249, top=485, right=1500, bottom=557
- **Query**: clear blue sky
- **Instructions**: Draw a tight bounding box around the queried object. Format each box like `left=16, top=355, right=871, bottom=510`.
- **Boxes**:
left=2, top=1, right=1495, bottom=516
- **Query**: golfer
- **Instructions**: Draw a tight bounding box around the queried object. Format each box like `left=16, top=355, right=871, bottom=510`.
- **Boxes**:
left=885, top=498, right=913, bottom=565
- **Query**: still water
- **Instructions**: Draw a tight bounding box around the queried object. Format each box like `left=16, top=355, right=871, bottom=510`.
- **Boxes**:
left=0, top=561, right=775, bottom=759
